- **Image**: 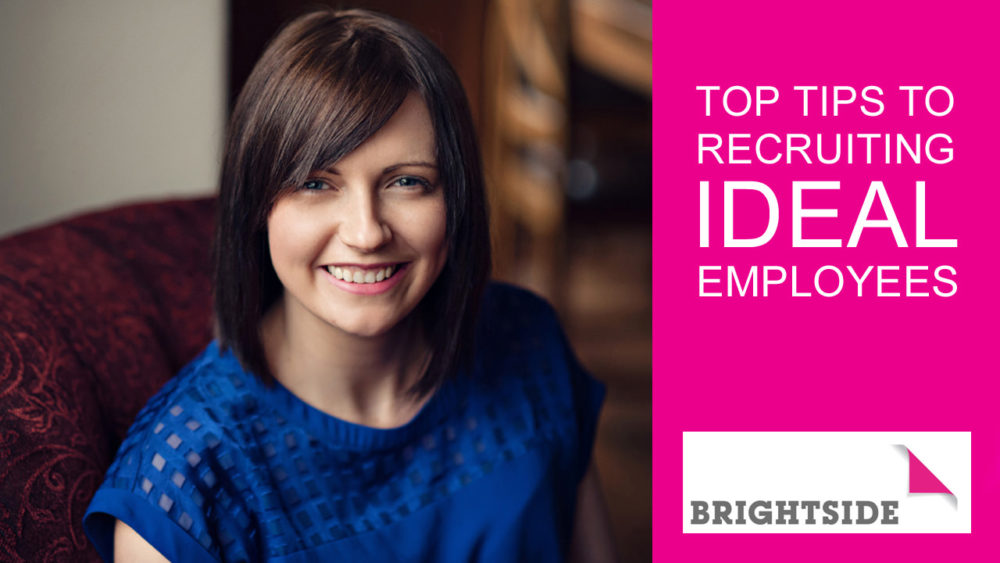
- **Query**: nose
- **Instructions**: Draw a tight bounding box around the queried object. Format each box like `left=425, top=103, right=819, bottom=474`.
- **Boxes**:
left=339, top=191, right=391, bottom=252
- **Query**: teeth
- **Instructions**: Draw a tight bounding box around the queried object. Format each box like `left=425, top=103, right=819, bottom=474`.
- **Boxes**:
left=326, top=264, right=398, bottom=284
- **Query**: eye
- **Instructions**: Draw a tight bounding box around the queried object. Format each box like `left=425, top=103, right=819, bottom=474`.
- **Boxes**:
left=390, top=176, right=431, bottom=190
left=301, top=179, right=329, bottom=191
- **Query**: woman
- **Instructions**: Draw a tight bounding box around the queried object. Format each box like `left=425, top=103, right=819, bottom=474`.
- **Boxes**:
left=84, top=8, right=613, bottom=562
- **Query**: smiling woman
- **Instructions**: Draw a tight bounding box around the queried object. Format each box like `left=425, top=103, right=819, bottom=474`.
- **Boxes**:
left=266, top=93, right=449, bottom=346
left=81, top=8, right=614, bottom=562
left=210, top=9, right=490, bottom=400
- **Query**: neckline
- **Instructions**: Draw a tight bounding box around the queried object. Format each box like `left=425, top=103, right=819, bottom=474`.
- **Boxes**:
left=213, top=342, right=462, bottom=451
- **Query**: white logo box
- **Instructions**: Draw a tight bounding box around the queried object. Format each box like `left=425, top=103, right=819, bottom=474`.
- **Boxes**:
left=682, top=432, right=971, bottom=533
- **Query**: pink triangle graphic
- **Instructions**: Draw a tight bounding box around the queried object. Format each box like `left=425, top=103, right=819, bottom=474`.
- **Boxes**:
left=907, top=449, right=953, bottom=495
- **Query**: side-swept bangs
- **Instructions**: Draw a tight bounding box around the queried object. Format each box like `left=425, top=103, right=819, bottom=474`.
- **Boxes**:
left=213, top=9, right=490, bottom=395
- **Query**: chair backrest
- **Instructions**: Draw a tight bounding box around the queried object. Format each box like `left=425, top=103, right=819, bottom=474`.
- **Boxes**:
left=0, top=197, right=215, bottom=561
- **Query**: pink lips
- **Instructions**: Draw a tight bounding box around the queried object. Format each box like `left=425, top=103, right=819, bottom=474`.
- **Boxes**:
left=321, top=263, right=409, bottom=295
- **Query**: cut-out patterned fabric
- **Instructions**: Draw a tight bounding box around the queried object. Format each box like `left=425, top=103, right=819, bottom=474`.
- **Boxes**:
left=83, top=283, right=604, bottom=562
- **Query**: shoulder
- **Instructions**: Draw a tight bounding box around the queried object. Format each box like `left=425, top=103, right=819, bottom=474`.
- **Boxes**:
left=117, top=342, right=257, bottom=460
left=471, top=282, right=571, bottom=393
left=84, top=342, right=260, bottom=562
left=471, top=282, right=606, bottom=481
left=477, top=282, right=562, bottom=344
left=114, top=341, right=263, bottom=493
left=481, top=281, right=557, bottom=317
left=472, top=282, right=587, bottom=409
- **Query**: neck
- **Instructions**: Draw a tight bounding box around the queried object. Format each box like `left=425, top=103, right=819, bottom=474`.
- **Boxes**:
left=261, top=294, right=432, bottom=428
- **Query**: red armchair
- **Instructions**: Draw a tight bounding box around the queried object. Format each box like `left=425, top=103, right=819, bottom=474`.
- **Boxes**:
left=0, top=197, right=215, bottom=561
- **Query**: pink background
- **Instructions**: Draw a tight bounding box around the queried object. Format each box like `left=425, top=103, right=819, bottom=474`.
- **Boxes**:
left=654, top=1, right=999, bottom=559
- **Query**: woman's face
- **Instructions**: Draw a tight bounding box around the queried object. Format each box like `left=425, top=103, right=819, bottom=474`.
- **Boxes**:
left=267, top=93, right=447, bottom=339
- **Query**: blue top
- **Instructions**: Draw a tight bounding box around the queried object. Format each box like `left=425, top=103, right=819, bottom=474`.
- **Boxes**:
left=83, top=284, right=605, bottom=562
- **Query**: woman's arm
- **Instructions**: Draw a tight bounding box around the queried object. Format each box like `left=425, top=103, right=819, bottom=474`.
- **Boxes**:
left=113, top=519, right=170, bottom=563
left=568, top=462, right=618, bottom=563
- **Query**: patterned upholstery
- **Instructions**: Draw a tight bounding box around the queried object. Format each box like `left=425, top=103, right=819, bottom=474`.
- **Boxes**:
left=0, top=197, right=215, bottom=562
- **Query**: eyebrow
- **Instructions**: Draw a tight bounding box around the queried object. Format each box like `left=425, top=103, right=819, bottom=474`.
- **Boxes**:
left=383, top=161, right=437, bottom=174
left=324, top=161, right=438, bottom=175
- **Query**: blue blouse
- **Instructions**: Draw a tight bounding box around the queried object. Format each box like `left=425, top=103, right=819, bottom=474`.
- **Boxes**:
left=83, top=283, right=604, bottom=562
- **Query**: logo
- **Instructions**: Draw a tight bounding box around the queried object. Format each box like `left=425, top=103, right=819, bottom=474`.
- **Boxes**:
left=682, top=432, right=970, bottom=533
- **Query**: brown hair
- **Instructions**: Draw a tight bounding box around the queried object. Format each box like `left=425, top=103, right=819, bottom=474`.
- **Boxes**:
left=213, top=8, right=490, bottom=394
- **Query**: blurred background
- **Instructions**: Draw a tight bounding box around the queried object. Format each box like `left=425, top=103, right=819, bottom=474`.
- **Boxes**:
left=0, top=0, right=650, bottom=559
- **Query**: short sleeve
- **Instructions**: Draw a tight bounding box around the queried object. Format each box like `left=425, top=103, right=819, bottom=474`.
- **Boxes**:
left=84, top=428, right=214, bottom=561
left=83, top=391, right=257, bottom=563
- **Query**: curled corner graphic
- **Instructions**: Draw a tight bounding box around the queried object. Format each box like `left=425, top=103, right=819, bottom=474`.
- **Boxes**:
left=894, top=445, right=957, bottom=509
left=906, top=448, right=953, bottom=495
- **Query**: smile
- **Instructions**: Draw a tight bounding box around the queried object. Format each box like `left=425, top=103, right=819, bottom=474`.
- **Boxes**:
left=325, top=264, right=399, bottom=284
left=321, top=262, right=410, bottom=296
